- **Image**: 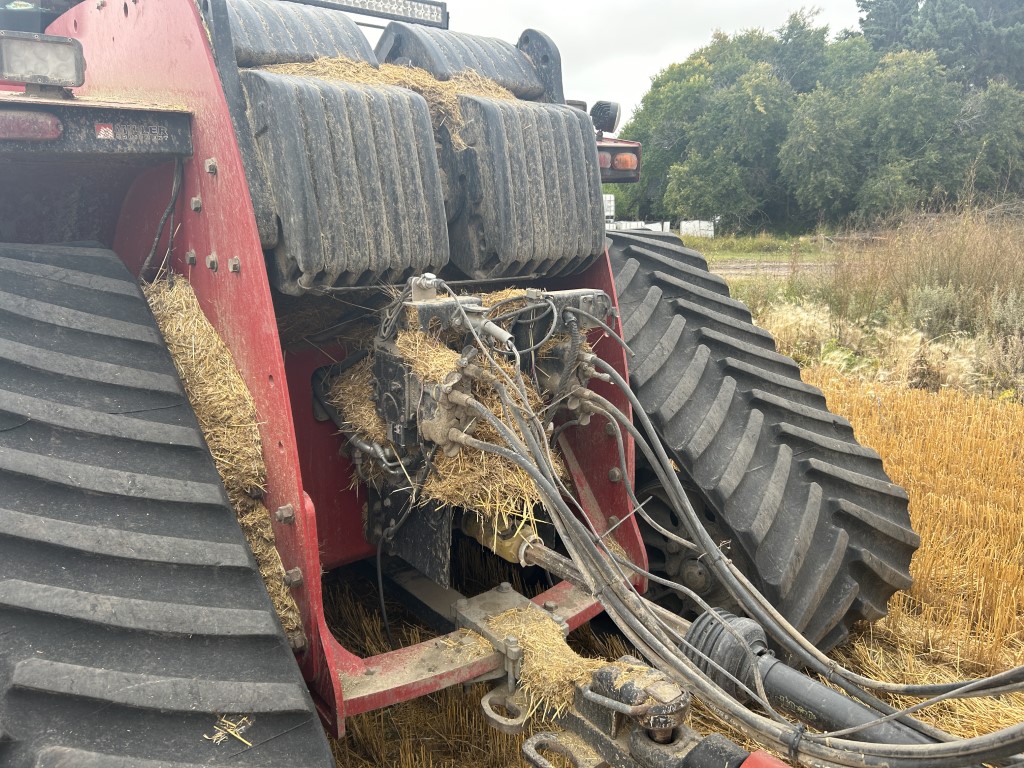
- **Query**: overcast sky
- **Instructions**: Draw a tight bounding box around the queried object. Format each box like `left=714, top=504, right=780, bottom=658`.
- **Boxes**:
left=439, top=1, right=863, bottom=130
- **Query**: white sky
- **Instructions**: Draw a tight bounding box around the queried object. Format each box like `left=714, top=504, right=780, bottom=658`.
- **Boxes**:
left=440, top=1, right=863, bottom=130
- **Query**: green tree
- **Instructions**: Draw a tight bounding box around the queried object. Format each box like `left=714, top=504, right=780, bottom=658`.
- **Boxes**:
left=911, top=0, right=1024, bottom=86
left=854, top=50, right=968, bottom=216
left=961, top=79, right=1024, bottom=196
left=857, top=0, right=920, bottom=51
left=820, top=34, right=881, bottom=91
left=779, top=88, right=862, bottom=221
left=611, top=59, right=714, bottom=220
left=774, top=11, right=830, bottom=93
left=664, top=63, right=796, bottom=231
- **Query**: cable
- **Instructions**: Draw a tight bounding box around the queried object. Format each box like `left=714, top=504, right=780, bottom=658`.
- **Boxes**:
left=141, top=157, right=183, bottom=279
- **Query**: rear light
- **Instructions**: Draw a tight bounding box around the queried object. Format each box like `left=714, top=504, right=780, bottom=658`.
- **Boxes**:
left=0, top=30, right=85, bottom=88
left=598, top=151, right=612, bottom=169
left=612, top=152, right=638, bottom=171
left=0, top=109, right=62, bottom=140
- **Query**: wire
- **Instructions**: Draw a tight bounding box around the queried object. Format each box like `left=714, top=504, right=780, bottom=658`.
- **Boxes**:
left=141, top=157, right=183, bottom=280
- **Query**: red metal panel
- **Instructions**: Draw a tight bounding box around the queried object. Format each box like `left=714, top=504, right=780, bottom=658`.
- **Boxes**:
left=285, top=343, right=375, bottom=570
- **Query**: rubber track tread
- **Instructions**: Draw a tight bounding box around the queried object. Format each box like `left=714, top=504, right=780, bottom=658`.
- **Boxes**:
left=608, top=230, right=917, bottom=649
left=0, top=243, right=332, bottom=768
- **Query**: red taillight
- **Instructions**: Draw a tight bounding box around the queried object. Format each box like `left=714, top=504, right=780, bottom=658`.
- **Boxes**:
left=0, top=110, right=62, bottom=140
left=598, top=150, right=612, bottom=168
left=612, top=152, right=638, bottom=171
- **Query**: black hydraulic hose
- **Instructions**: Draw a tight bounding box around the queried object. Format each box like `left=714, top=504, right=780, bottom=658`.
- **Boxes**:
left=755, top=655, right=933, bottom=745
left=581, top=375, right=958, bottom=744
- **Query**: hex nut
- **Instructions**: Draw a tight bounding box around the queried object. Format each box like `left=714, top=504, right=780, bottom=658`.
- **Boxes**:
left=274, top=504, right=295, bottom=524
left=282, top=567, right=303, bottom=587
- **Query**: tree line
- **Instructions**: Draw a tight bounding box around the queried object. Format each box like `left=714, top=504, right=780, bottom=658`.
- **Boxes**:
left=611, top=1, right=1024, bottom=232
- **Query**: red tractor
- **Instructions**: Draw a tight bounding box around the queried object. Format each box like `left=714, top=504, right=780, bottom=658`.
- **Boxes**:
left=0, top=2, right=947, bottom=767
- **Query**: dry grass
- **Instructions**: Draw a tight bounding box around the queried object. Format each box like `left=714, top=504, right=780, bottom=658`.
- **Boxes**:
left=744, top=212, right=1024, bottom=399
left=143, top=278, right=303, bottom=641
left=262, top=56, right=513, bottom=150
left=487, top=608, right=646, bottom=720
left=327, top=326, right=558, bottom=530
left=807, top=367, right=1024, bottom=736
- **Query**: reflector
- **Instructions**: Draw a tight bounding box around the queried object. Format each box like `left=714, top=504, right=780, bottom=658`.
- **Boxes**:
left=612, top=152, right=638, bottom=171
left=0, top=109, right=62, bottom=140
left=598, top=151, right=612, bottom=169
left=0, top=31, right=85, bottom=87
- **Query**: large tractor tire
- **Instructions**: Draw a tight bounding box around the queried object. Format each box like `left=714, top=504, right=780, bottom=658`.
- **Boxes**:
left=607, top=230, right=919, bottom=651
left=0, top=243, right=333, bottom=767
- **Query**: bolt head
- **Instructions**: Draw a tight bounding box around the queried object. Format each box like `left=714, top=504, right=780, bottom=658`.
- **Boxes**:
left=543, top=600, right=558, bottom=612
left=185, top=249, right=197, bottom=266
left=205, top=254, right=218, bottom=271
left=282, top=567, right=303, bottom=587
left=497, top=581, right=512, bottom=593
left=274, top=504, right=295, bottom=524
left=204, top=157, right=218, bottom=174
left=608, top=467, right=623, bottom=483
left=190, top=196, right=202, bottom=212
left=604, top=422, right=617, bottom=436
left=227, top=256, right=241, bottom=273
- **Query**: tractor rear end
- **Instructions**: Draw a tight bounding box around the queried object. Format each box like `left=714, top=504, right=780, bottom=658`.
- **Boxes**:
left=0, top=3, right=923, bottom=767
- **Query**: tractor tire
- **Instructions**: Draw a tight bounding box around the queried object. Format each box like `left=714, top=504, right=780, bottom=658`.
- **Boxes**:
left=0, top=243, right=333, bottom=767
left=607, top=230, right=919, bottom=651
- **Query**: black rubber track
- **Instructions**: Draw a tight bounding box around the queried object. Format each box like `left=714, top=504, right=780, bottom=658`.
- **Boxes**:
left=607, top=230, right=919, bottom=651
left=0, top=243, right=333, bottom=768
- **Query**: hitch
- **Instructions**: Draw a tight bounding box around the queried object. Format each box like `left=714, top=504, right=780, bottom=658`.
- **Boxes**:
left=521, top=655, right=788, bottom=768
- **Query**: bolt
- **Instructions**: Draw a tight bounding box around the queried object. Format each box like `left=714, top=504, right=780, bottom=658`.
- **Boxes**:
left=190, top=195, right=202, bottom=212
left=604, top=422, right=617, bottom=436
left=505, top=635, right=520, bottom=653
left=364, top=666, right=379, bottom=676
left=383, top=497, right=392, bottom=508
left=497, top=581, right=512, bottom=593
left=288, top=630, right=307, bottom=652
left=185, top=249, right=196, bottom=266
left=543, top=600, right=558, bottom=612
left=274, top=504, right=295, bottom=524
left=228, top=256, right=241, bottom=273
left=204, top=157, right=218, bottom=175
left=282, top=567, right=303, bottom=587
left=608, top=467, right=623, bottom=483
left=551, top=614, right=565, bottom=625
left=95, top=0, right=105, bottom=7
left=205, top=253, right=218, bottom=271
